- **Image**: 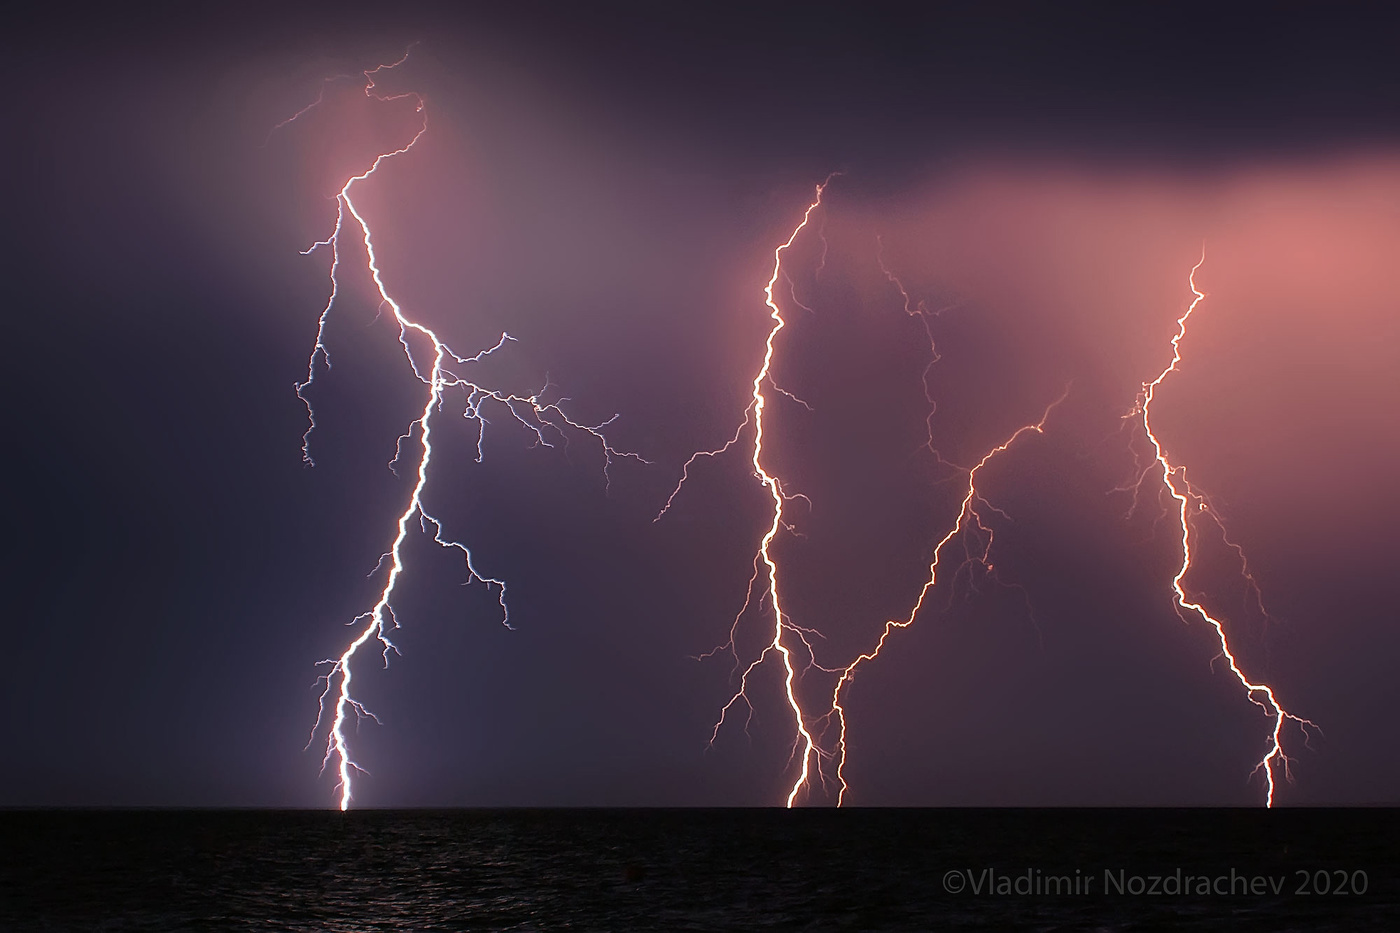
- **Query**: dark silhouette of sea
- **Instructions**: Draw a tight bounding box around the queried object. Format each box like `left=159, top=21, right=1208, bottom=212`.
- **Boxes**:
left=1, top=808, right=1395, bottom=931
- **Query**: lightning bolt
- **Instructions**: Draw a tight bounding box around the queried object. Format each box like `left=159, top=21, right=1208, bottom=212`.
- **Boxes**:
left=662, top=181, right=1063, bottom=806
left=658, top=181, right=832, bottom=807
left=823, top=391, right=1066, bottom=805
left=274, top=48, right=644, bottom=809
left=1126, top=250, right=1318, bottom=807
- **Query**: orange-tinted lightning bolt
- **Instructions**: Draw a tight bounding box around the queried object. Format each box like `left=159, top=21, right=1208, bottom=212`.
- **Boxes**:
left=658, top=181, right=833, bottom=807
left=824, top=391, right=1067, bottom=805
left=275, top=49, right=643, bottom=809
left=1128, top=250, right=1317, bottom=807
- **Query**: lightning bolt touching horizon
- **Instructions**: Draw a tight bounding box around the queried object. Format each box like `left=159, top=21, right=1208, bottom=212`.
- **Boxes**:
left=1125, top=250, right=1318, bottom=807
left=272, top=48, right=644, bottom=809
left=272, top=57, right=1323, bottom=810
left=659, top=181, right=1064, bottom=806
left=822, top=390, right=1067, bottom=806
left=656, top=180, right=832, bottom=807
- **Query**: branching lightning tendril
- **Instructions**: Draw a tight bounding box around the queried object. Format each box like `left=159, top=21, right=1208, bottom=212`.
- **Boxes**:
left=660, top=181, right=1064, bottom=806
left=1124, top=251, right=1318, bottom=807
left=273, top=56, right=1319, bottom=809
left=823, top=392, right=1066, bottom=805
left=657, top=181, right=831, bottom=807
left=275, top=49, right=644, bottom=809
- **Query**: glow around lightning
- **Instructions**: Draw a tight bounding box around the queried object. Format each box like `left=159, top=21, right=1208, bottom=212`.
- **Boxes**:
left=277, top=50, right=643, bottom=809
left=658, top=182, right=831, bottom=807
left=661, top=181, right=1062, bottom=806
left=1128, top=252, right=1317, bottom=806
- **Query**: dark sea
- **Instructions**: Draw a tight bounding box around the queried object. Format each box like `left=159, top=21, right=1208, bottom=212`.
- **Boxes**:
left=1, top=809, right=1395, bottom=931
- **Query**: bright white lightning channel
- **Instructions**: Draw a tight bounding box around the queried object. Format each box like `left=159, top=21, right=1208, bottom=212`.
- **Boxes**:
left=278, top=50, right=644, bottom=809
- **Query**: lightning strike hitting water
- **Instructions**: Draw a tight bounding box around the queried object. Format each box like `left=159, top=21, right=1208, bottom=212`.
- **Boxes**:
left=822, top=392, right=1066, bottom=805
left=1126, top=252, right=1317, bottom=807
left=657, top=182, right=832, bottom=807
left=274, top=50, right=643, bottom=809
left=660, top=183, right=1063, bottom=806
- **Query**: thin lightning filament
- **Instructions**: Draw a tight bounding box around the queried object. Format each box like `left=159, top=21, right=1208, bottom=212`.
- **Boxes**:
left=825, top=393, right=1067, bottom=805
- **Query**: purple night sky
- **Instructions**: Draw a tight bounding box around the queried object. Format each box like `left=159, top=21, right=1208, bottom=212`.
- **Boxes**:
left=6, top=2, right=1399, bottom=808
